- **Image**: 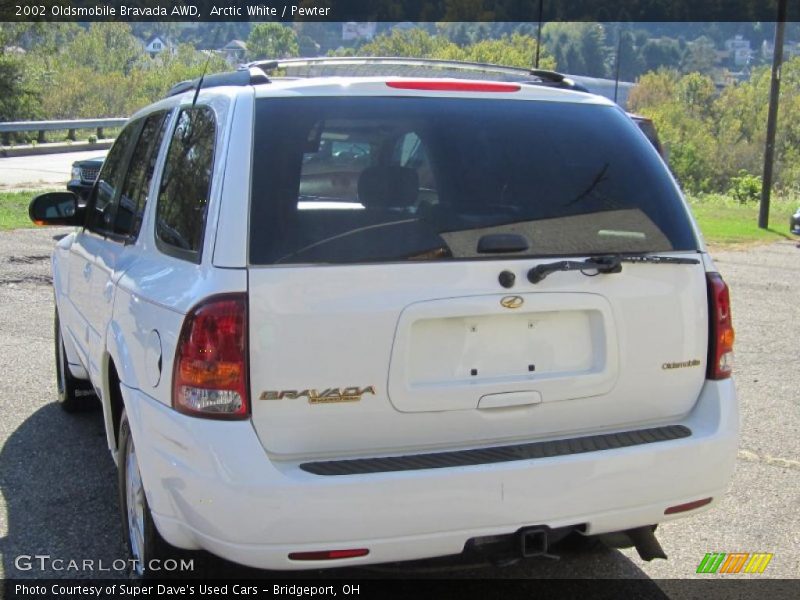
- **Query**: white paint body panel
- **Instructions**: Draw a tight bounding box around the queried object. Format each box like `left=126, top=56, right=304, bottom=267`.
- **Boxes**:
left=247, top=258, right=709, bottom=458
left=46, top=78, right=739, bottom=569
left=125, top=378, right=737, bottom=570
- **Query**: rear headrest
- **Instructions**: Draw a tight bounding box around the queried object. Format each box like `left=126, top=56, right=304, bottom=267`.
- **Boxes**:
left=358, top=166, right=419, bottom=209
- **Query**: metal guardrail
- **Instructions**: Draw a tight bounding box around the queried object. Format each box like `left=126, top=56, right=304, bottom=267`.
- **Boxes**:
left=0, top=118, right=127, bottom=145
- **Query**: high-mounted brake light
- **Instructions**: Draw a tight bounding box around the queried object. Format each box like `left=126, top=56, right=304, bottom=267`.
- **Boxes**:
left=386, top=80, right=521, bottom=92
left=706, top=273, right=734, bottom=380
left=173, top=294, right=249, bottom=419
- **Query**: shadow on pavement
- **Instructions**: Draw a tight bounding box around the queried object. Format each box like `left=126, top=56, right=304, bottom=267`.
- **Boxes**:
left=0, top=402, right=664, bottom=593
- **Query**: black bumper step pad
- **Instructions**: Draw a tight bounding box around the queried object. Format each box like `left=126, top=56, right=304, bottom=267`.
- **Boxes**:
left=300, top=425, right=692, bottom=476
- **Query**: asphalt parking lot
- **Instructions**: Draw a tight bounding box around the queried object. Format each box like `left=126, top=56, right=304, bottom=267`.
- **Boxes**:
left=0, top=227, right=797, bottom=586
left=0, top=152, right=107, bottom=191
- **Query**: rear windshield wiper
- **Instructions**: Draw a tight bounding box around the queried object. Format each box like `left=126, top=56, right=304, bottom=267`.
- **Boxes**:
left=527, top=254, right=700, bottom=284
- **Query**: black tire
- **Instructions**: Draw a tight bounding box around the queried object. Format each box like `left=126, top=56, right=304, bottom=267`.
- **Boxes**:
left=118, top=410, right=175, bottom=578
left=54, top=308, right=96, bottom=412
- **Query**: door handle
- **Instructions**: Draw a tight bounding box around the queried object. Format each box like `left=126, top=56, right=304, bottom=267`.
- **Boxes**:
left=83, top=263, right=92, bottom=279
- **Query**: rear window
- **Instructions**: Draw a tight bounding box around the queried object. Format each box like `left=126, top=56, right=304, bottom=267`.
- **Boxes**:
left=249, top=97, right=697, bottom=265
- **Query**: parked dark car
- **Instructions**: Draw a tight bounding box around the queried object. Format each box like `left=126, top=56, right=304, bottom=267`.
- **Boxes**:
left=791, top=206, right=800, bottom=235
left=629, top=114, right=665, bottom=159
left=67, top=156, right=104, bottom=203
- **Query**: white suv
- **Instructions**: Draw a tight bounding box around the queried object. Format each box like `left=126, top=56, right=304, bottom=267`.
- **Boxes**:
left=30, top=58, right=738, bottom=576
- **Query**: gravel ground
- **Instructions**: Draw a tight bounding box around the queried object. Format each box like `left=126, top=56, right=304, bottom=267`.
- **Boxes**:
left=0, top=228, right=797, bottom=587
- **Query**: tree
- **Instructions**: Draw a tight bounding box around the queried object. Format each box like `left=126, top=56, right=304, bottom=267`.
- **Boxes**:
left=616, top=30, right=646, bottom=81
left=247, top=23, right=299, bottom=60
left=461, top=33, right=556, bottom=70
left=331, top=28, right=555, bottom=71
left=681, top=36, right=718, bottom=75
left=0, top=24, right=44, bottom=123
left=628, top=69, right=717, bottom=192
left=628, top=59, right=800, bottom=194
left=340, top=28, right=460, bottom=59
left=542, top=23, right=611, bottom=77
left=61, top=23, right=145, bottom=75
left=0, top=54, right=42, bottom=122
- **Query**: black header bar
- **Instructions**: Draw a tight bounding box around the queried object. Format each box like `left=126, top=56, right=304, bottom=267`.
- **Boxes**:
left=1, top=0, right=799, bottom=23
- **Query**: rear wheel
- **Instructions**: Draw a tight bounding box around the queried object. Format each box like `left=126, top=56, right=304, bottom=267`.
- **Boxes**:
left=54, top=308, right=95, bottom=412
left=118, top=411, right=174, bottom=578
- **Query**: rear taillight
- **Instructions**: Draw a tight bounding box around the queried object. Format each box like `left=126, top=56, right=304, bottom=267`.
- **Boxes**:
left=665, top=497, right=713, bottom=515
left=173, top=294, right=249, bottom=419
left=288, top=549, right=369, bottom=561
left=706, top=273, right=734, bottom=380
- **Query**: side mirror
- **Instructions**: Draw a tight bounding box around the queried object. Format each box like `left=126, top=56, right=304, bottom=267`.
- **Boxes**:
left=28, top=192, right=83, bottom=226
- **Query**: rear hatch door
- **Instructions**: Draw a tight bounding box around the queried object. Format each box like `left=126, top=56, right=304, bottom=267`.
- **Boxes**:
left=246, top=90, right=706, bottom=459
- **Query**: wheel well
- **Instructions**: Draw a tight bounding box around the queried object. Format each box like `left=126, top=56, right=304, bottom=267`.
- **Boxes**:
left=107, top=360, right=124, bottom=449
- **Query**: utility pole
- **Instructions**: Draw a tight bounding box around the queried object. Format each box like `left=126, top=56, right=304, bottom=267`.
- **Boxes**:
left=534, top=0, right=544, bottom=68
left=614, top=27, right=623, bottom=104
left=759, top=0, right=787, bottom=229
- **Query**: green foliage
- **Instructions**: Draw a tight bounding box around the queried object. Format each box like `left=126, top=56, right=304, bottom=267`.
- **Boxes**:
left=461, top=33, right=555, bottom=69
left=0, top=53, right=42, bottom=123
left=2, top=24, right=229, bottom=121
left=0, top=190, right=58, bottom=230
left=542, top=23, right=609, bottom=77
left=629, top=58, right=800, bottom=194
left=681, top=36, right=717, bottom=74
left=337, top=28, right=460, bottom=59
left=247, top=23, right=299, bottom=60
left=329, top=28, right=555, bottom=71
left=60, top=23, right=145, bottom=75
left=639, top=38, right=684, bottom=74
left=728, top=171, right=762, bottom=204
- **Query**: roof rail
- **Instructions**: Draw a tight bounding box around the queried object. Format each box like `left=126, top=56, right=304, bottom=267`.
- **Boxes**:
left=246, top=57, right=589, bottom=91
left=164, top=57, right=591, bottom=99
left=166, top=67, right=269, bottom=98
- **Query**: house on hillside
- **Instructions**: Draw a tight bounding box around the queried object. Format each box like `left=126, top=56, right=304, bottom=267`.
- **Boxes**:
left=221, top=40, right=248, bottom=65
left=341, top=22, right=377, bottom=42
left=144, top=35, right=173, bottom=58
left=762, top=39, right=800, bottom=59
left=723, top=35, right=753, bottom=67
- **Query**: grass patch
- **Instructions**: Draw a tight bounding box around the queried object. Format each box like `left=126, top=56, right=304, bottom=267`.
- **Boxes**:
left=1, top=188, right=797, bottom=246
left=687, top=194, right=797, bottom=245
left=0, top=190, right=48, bottom=231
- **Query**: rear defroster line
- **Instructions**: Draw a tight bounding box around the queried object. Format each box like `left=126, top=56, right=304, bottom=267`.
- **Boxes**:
left=300, top=425, right=691, bottom=476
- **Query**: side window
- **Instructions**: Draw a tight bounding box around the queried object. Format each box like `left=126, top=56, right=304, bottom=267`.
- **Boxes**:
left=390, top=132, right=437, bottom=201
left=299, top=131, right=374, bottom=201
left=155, top=107, right=216, bottom=261
left=87, top=123, right=138, bottom=233
left=114, top=111, right=170, bottom=239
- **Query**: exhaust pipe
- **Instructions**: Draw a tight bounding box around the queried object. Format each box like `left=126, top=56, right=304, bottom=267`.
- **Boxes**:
left=625, top=526, right=667, bottom=561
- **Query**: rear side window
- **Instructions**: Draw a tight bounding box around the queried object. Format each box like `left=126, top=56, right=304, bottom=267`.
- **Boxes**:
left=87, top=123, right=138, bottom=233
left=155, top=107, right=216, bottom=261
left=114, top=111, right=170, bottom=239
left=249, top=97, right=697, bottom=265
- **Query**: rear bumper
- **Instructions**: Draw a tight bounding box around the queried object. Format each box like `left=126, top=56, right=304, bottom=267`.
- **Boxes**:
left=122, top=378, right=738, bottom=570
